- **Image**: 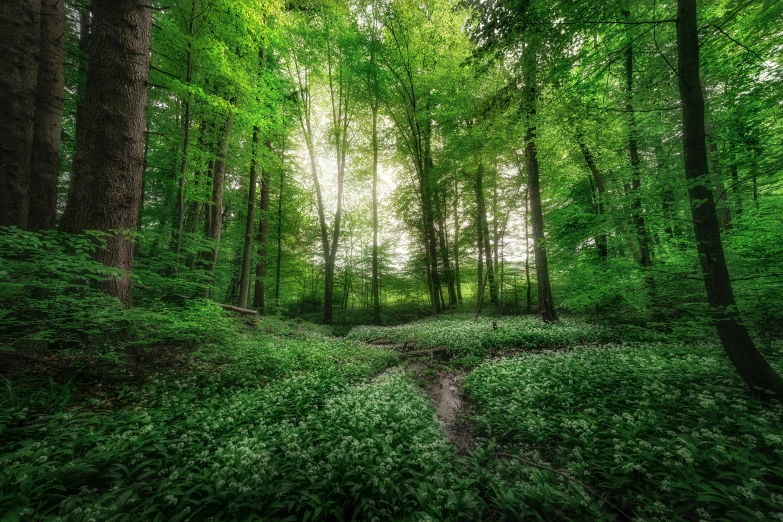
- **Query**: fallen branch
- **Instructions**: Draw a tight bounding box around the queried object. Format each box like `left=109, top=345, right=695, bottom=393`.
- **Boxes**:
left=216, top=303, right=257, bottom=315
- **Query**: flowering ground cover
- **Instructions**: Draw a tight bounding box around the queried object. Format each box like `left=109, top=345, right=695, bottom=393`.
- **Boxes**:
left=0, top=316, right=479, bottom=521
left=463, top=343, right=783, bottom=521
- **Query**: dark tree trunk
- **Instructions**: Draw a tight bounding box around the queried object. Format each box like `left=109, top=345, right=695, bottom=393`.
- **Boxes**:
left=238, top=127, right=259, bottom=309
left=252, top=140, right=271, bottom=314
left=59, top=0, right=151, bottom=307
left=435, top=194, right=457, bottom=309
left=28, top=0, right=65, bottom=231
left=476, top=204, right=484, bottom=308
left=0, top=0, right=40, bottom=229
left=676, top=0, right=783, bottom=400
left=524, top=41, right=557, bottom=322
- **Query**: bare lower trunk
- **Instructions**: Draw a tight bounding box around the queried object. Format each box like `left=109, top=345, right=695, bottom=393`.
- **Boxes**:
left=206, top=120, right=232, bottom=277
left=677, top=0, right=783, bottom=400
left=28, top=0, right=65, bottom=230
left=371, top=103, right=381, bottom=325
left=252, top=141, right=271, bottom=314
left=0, top=0, right=40, bottom=229
left=274, top=168, right=284, bottom=307
left=238, top=127, right=259, bottom=309
left=59, top=0, right=151, bottom=307
left=453, top=182, right=463, bottom=304
left=475, top=160, right=497, bottom=303
left=524, top=40, right=556, bottom=322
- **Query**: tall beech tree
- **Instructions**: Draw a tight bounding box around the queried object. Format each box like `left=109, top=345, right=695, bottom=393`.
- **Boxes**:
left=59, top=0, right=152, bottom=307
left=0, top=0, right=40, bottom=229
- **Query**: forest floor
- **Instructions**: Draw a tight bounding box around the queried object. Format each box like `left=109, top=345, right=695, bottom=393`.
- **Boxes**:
left=2, top=309, right=783, bottom=521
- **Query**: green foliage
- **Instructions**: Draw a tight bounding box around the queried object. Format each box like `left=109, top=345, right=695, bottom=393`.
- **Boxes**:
left=464, top=344, right=783, bottom=521
left=0, top=318, right=484, bottom=521
left=347, top=314, right=665, bottom=358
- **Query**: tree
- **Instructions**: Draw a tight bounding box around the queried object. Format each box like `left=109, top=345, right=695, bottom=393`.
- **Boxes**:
left=59, top=0, right=152, bottom=307
left=676, top=0, right=783, bottom=400
left=0, top=0, right=40, bottom=229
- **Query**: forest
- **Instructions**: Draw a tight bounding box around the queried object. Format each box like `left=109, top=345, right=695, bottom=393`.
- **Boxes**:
left=1, top=0, right=783, bottom=520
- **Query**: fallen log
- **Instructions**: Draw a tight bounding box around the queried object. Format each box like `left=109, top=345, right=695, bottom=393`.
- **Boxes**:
left=216, top=303, right=257, bottom=315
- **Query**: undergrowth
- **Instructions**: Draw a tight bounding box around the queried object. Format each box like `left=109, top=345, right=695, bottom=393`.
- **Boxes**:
left=463, top=344, right=783, bottom=521
left=0, top=315, right=483, bottom=521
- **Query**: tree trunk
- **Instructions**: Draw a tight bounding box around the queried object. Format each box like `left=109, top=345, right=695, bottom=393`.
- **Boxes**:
left=0, top=0, right=40, bottom=229
left=173, top=4, right=196, bottom=268
left=238, top=127, right=259, bottom=309
left=274, top=166, right=284, bottom=307
left=27, top=0, right=66, bottom=231
left=707, top=128, right=732, bottom=230
left=524, top=184, right=532, bottom=315
left=676, top=0, right=783, bottom=400
left=59, top=0, right=151, bottom=307
left=206, top=120, right=232, bottom=276
left=625, top=38, right=653, bottom=270
left=524, top=40, right=557, bottom=322
left=252, top=140, right=271, bottom=314
left=371, top=102, right=381, bottom=325
left=578, top=140, right=608, bottom=258
left=453, top=180, right=463, bottom=304
left=476, top=208, right=483, bottom=308
left=475, top=160, right=497, bottom=303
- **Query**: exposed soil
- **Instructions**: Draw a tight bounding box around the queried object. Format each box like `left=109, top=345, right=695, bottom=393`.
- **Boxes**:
left=406, top=361, right=476, bottom=453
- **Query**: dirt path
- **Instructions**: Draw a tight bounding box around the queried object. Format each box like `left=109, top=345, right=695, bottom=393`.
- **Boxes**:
left=406, top=362, right=475, bottom=453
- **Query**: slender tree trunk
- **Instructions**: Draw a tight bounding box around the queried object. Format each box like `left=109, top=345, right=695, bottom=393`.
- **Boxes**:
left=27, top=0, right=65, bottom=230
left=173, top=4, right=196, bottom=268
left=475, top=160, right=497, bottom=303
left=252, top=140, right=271, bottom=313
left=371, top=102, right=381, bottom=325
left=274, top=167, right=284, bottom=307
left=476, top=204, right=484, bottom=309
left=238, top=127, right=259, bottom=309
left=206, top=120, right=232, bottom=277
left=436, top=195, right=457, bottom=309
left=453, top=181, right=463, bottom=304
left=524, top=184, right=532, bottom=315
left=676, top=0, right=783, bottom=400
left=0, top=0, right=40, bottom=229
left=59, top=0, right=151, bottom=307
left=625, top=38, right=652, bottom=269
left=578, top=140, right=608, bottom=258
left=524, top=40, right=556, bottom=322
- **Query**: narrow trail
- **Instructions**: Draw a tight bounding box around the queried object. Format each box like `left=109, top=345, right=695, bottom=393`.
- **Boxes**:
left=364, top=338, right=476, bottom=451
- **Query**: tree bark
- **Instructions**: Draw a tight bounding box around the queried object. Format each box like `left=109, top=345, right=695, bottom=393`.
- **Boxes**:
left=0, top=0, right=40, bottom=229
left=252, top=140, right=271, bottom=314
left=27, top=0, right=66, bottom=231
left=371, top=102, right=381, bottom=325
left=173, top=2, right=196, bottom=268
left=524, top=40, right=557, bottom=322
left=238, top=127, right=259, bottom=309
left=59, top=0, right=151, bottom=307
left=274, top=166, right=284, bottom=307
left=453, top=179, right=463, bottom=304
left=205, top=120, right=232, bottom=276
left=524, top=184, right=532, bottom=315
left=475, top=161, right=497, bottom=303
left=676, top=0, right=783, bottom=400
